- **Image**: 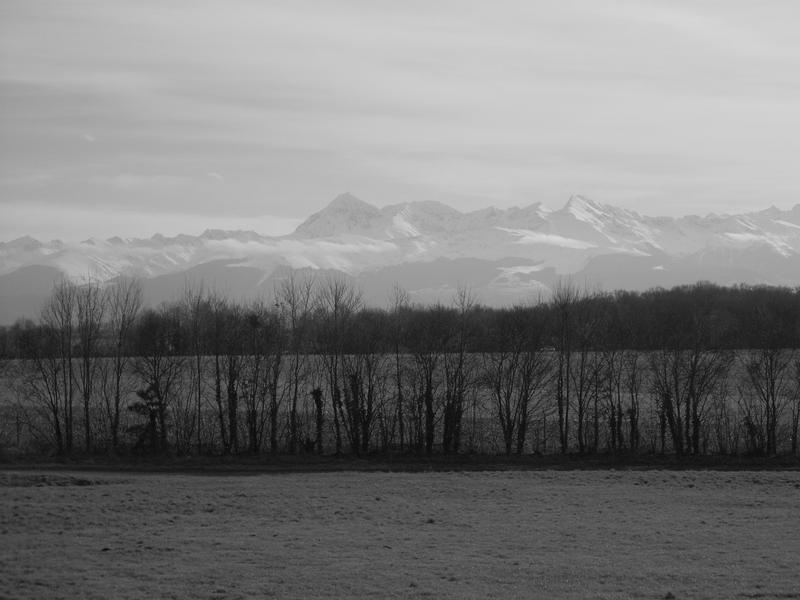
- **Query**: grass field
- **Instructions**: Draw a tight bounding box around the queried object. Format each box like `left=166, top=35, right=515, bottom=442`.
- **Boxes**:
left=1, top=469, right=799, bottom=599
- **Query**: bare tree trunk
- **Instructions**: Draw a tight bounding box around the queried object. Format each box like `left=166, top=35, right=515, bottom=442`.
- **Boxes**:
left=312, top=387, right=324, bottom=453
left=276, top=271, right=315, bottom=455
left=227, top=358, right=239, bottom=454
left=41, top=280, right=77, bottom=454
left=390, top=285, right=409, bottom=453
left=107, top=277, right=142, bottom=452
left=552, top=280, right=579, bottom=454
left=76, top=279, right=105, bottom=452
left=214, top=354, right=227, bottom=452
left=424, top=375, right=434, bottom=456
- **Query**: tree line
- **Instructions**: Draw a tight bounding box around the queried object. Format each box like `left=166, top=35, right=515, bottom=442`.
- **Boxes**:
left=1, top=276, right=799, bottom=458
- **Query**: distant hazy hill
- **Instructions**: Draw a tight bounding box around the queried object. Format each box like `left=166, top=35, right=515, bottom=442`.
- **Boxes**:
left=2, top=194, right=800, bottom=323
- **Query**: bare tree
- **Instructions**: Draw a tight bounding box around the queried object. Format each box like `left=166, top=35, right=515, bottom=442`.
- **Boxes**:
left=182, top=280, right=208, bottom=453
left=790, top=360, right=800, bottom=455
left=75, top=278, right=106, bottom=451
left=315, top=275, right=362, bottom=454
left=649, top=346, right=684, bottom=454
left=202, top=293, right=250, bottom=453
left=441, top=285, right=476, bottom=454
left=599, top=347, right=625, bottom=452
left=220, top=302, right=246, bottom=454
left=622, top=350, right=644, bottom=452
left=569, top=294, right=602, bottom=454
left=170, top=375, right=198, bottom=454
left=132, top=306, right=184, bottom=452
left=238, top=300, right=277, bottom=453
left=646, top=285, right=733, bottom=455
left=649, top=347, right=728, bottom=455
left=389, top=284, right=410, bottom=452
left=406, top=304, right=450, bottom=455
left=740, top=347, right=796, bottom=455
left=101, top=277, right=142, bottom=450
left=15, top=318, right=68, bottom=453
left=276, top=271, right=315, bottom=453
left=484, top=307, right=552, bottom=455
left=341, top=308, right=390, bottom=455
left=40, top=280, right=78, bottom=453
left=204, top=292, right=230, bottom=451
left=738, top=302, right=798, bottom=455
left=551, top=279, right=580, bottom=453
left=266, top=307, right=288, bottom=453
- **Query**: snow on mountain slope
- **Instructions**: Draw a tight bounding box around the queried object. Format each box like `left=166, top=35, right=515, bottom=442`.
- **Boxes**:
left=2, top=194, right=800, bottom=322
left=292, top=193, right=383, bottom=238
left=496, top=228, right=597, bottom=250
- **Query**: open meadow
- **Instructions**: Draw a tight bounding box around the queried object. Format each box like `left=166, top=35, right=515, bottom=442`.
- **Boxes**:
left=1, top=468, right=799, bottom=599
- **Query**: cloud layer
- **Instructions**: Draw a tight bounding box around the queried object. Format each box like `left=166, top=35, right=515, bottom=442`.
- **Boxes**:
left=2, top=1, right=800, bottom=240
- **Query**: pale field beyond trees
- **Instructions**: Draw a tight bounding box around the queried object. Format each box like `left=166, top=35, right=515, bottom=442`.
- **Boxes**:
left=1, top=470, right=799, bottom=599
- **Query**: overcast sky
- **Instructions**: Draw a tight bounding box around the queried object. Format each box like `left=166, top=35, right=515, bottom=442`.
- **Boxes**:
left=2, top=1, right=800, bottom=241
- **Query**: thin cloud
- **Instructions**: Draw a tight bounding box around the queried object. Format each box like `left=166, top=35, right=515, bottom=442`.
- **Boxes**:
left=2, top=0, right=800, bottom=238
left=0, top=202, right=302, bottom=242
left=88, top=173, right=191, bottom=191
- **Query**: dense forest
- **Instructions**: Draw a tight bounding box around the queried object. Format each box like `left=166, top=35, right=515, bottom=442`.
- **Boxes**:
left=1, top=276, right=799, bottom=458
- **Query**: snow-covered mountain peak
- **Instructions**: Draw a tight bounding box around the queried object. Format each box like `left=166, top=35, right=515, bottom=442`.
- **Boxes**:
left=565, top=194, right=602, bottom=210
left=293, top=193, right=383, bottom=238
left=2, top=195, right=800, bottom=325
left=384, top=201, right=463, bottom=235
left=545, top=195, right=618, bottom=245
left=79, top=237, right=105, bottom=246
left=327, top=192, right=378, bottom=212
left=564, top=194, right=601, bottom=211
left=1, top=235, right=44, bottom=251
left=404, top=200, right=462, bottom=215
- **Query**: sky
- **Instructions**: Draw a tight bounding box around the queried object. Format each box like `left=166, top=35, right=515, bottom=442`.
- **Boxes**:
left=2, top=1, right=800, bottom=241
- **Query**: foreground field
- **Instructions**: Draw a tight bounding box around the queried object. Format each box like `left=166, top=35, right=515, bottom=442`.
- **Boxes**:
left=1, top=470, right=799, bottom=599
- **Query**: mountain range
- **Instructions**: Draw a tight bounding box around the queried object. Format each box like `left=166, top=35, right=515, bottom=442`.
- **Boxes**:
left=2, top=193, right=800, bottom=324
